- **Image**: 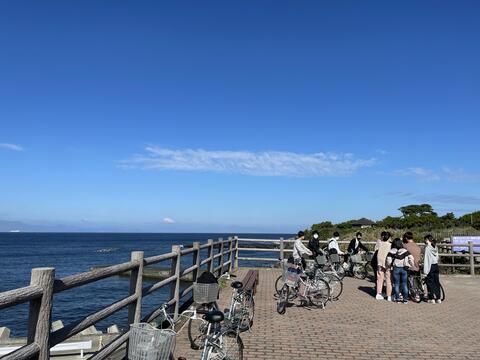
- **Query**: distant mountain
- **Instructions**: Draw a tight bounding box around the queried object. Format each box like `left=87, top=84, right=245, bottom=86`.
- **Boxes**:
left=0, top=220, right=75, bottom=232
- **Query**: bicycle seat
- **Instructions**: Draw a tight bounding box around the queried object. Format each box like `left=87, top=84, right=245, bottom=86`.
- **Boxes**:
left=231, top=281, right=243, bottom=289
left=203, top=310, right=224, bottom=323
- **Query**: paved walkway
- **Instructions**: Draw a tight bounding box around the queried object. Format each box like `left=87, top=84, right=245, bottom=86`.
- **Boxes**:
left=175, top=269, right=480, bottom=360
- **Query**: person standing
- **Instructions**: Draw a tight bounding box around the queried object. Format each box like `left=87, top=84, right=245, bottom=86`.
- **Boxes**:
left=375, top=231, right=392, bottom=301
left=424, top=234, right=441, bottom=303
left=403, top=231, right=422, bottom=301
left=387, top=238, right=414, bottom=303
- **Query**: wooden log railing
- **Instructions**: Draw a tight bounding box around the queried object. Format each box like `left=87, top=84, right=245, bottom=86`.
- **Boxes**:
left=0, top=237, right=237, bottom=360
left=235, top=237, right=480, bottom=275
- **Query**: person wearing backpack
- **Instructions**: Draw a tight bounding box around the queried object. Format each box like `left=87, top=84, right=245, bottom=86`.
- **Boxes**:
left=387, top=238, right=414, bottom=303
left=375, top=231, right=392, bottom=301
left=327, top=231, right=343, bottom=255
left=424, top=234, right=441, bottom=304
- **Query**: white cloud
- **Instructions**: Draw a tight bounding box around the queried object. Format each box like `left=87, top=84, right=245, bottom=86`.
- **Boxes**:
left=163, top=217, right=175, bottom=224
left=0, top=143, right=24, bottom=151
left=441, top=167, right=480, bottom=183
left=376, top=149, right=389, bottom=155
left=392, top=167, right=440, bottom=182
left=388, top=191, right=480, bottom=206
left=120, top=146, right=375, bottom=177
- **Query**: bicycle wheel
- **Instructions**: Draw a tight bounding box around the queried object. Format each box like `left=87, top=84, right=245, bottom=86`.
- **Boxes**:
left=275, top=275, right=296, bottom=300
left=188, top=303, right=217, bottom=350
left=276, top=285, right=288, bottom=315
left=353, top=264, right=367, bottom=279
left=333, top=263, right=346, bottom=280
left=408, top=276, right=423, bottom=303
left=236, top=292, right=255, bottom=332
left=188, top=317, right=209, bottom=350
left=206, top=330, right=243, bottom=360
left=440, top=283, right=445, bottom=302
left=308, top=278, right=330, bottom=308
left=324, top=273, right=343, bottom=300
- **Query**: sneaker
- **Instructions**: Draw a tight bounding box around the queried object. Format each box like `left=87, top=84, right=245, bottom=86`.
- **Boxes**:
left=387, top=296, right=392, bottom=302
left=436, top=299, right=442, bottom=304
left=375, top=294, right=384, bottom=300
left=428, top=299, right=435, bottom=304
left=403, top=300, right=408, bottom=304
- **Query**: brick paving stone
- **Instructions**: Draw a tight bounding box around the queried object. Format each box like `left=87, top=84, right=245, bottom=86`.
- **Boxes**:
left=174, top=268, right=480, bottom=360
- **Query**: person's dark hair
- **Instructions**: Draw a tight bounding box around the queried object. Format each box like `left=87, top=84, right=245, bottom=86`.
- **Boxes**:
left=297, top=231, right=305, bottom=238
left=381, top=231, right=391, bottom=241
left=424, top=234, right=437, bottom=248
left=380, top=231, right=386, bottom=237
left=403, top=231, right=414, bottom=243
left=356, top=232, right=362, bottom=237
left=392, top=238, right=403, bottom=250
left=312, top=230, right=319, bottom=235
left=333, top=231, right=340, bottom=237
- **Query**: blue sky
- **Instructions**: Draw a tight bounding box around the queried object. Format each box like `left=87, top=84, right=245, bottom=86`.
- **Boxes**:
left=1, top=1, right=479, bottom=232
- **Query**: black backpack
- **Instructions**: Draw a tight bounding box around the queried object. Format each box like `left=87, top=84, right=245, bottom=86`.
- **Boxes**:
left=196, top=271, right=218, bottom=284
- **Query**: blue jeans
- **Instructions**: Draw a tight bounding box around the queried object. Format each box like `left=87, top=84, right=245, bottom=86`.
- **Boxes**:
left=392, top=266, right=408, bottom=301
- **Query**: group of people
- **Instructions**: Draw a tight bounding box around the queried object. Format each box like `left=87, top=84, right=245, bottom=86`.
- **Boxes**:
left=291, top=229, right=442, bottom=304
left=373, top=230, right=441, bottom=304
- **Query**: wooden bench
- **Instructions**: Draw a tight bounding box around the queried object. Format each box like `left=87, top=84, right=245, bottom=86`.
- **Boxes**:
left=241, top=269, right=259, bottom=295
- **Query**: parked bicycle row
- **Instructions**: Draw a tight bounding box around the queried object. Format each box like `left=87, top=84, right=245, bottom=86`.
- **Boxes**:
left=128, top=271, right=253, bottom=360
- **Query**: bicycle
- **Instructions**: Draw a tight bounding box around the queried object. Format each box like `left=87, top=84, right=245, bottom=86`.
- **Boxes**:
left=275, top=256, right=342, bottom=301
left=276, top=260, right=330, bottom=314
left=344, top=252, right=375, bottom=280
left=146, top=303, right=243, bottom=360
left=129, top=304, right=197, bottom=360
left=408, top=270, right=445, bottom=303
left=224, top=280, right=255, bottom=332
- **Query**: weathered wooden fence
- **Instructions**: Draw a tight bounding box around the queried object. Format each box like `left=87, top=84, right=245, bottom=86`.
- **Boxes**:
left=0, top=237, right=238, bottom=360
left=235, top=237, right=480, bottom=275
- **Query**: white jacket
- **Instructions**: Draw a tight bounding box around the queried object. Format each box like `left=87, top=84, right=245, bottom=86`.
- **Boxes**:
left=293, top=238, right=312, bottom=260
left=328, top=237, right=344, bottom=255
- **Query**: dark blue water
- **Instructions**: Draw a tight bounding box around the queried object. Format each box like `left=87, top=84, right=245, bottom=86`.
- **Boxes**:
left=0, top=233, right=290, bottom=337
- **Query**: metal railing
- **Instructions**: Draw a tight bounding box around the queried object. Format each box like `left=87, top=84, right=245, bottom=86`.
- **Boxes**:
left=0, top=237, right=238, bottom=360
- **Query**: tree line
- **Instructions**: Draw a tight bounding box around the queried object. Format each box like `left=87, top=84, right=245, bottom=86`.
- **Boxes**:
left=308, top=204, right=480, bottom=239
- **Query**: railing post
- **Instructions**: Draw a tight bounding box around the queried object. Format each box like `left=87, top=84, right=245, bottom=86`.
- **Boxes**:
left=228, top=236, right=234, bottom=272
left=207, top=239, right=214, bottom=273
left=192, top=242, right=201, bottom=282
left=28, top=267, right=55, bottom=360
left=279, top=237, right=284, bottom=261
left=218, top=238, right=224, bottom=276
left=234, top=236, right=239, bottom=269
left=170, top=245, right=182, bottom=320
left=128, top=251, right=144, bottom=325
left=469, top=241, right=475, bottom=276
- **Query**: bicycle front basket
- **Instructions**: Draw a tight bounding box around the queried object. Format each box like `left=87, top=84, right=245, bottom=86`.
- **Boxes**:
left=193, top=282, right=219, bottom=304
left=366, top=252, right=374, bottom=262
left=350, top=254, right=365, bottom=263
left=305, top=260, right=316, bottom=274
left=329, top=253, right=340, bottom=263
left=128, top=323, right=176, bottom=360
left=316, top=255, right=327, bottom=265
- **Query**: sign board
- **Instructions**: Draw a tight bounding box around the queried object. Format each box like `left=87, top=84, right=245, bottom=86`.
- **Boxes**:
left=451, top=236, right=480, bottom=253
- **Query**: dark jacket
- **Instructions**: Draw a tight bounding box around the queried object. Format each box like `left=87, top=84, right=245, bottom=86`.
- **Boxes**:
left=347, top=238, right=368, bottom=255
left=308, top=237, right=324, bottom=257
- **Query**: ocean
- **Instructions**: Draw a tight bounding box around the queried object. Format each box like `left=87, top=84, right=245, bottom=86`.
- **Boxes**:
left=0, top=232, right=290, bottom=337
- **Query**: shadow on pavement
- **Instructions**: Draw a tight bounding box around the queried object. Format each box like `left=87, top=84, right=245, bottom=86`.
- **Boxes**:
left=358, top=285, right=376, bottom=297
